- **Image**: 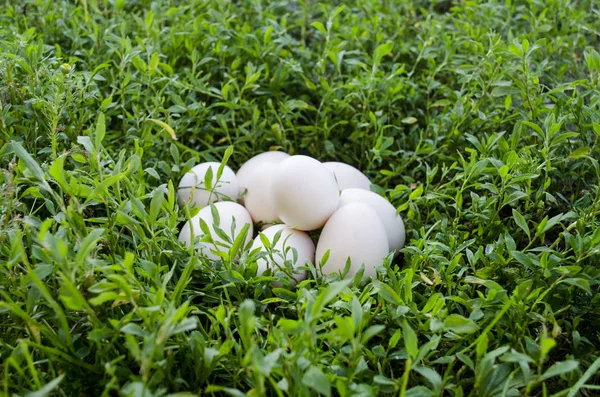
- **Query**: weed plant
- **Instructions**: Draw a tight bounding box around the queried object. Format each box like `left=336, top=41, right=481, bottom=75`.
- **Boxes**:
left=0, top=0, right=599, bottom=396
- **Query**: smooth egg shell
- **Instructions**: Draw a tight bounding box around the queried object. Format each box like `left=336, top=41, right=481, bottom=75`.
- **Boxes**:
left=323, top=162, right=371, bottom=191
left=272, top=155, right=339, bottom=231
left=178, top=202, right=253, bottom=260
left=250, top=224, right=314, bottom=282
left=316, top=202, right=389, bottom=279
left=236, top=151, right=289, bottom=223
left=177, top=162, right=240, bottom=208
left=338, top=188, right=406, bottom=253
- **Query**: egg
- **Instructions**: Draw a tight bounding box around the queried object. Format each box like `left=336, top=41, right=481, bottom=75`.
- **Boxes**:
left=338, top=188, right=406, bottom=253
left=272, top=155, right=340, bottom=231
left=250, top=225, right=314, bottom=282
left=316, top=203, right=389, bottom=279
left=178, top=202, right=253, bottom=260
left=177, top=162, right=240, bottom=208
left=236, top=151, right=290, bottom=223
left=323, top=162, right=371, bottom=191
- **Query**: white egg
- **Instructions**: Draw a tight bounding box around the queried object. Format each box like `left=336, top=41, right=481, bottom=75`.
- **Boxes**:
left=316, top=203, right=389, bottom=279
left=177, top=162, right=240, bottom=208
left=250, top=224, right=314, bottom=282
left=323, top=162, right=371, bottom=191
left=338, top=188, right=406, bottom=253
left=178, top=202, right=253, bottom=261
left=236, top=151, right=290, bottom=223
left=272, top=155, right=339, bottom=231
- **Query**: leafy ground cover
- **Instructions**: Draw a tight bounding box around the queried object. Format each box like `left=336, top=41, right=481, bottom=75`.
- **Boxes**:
left=1, top=0, right=600, bottom=395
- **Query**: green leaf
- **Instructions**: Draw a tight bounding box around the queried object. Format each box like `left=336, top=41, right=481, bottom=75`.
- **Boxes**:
left=361, top=324, right=385, bottom=344
left=217, top=145, right=234, bottom=180
left=409, top=185, right=423, bottom=200
left=271, top=228, right=284, bottom=249
left=237, top=299, right=256, bottom=346
left=558, top=278, right=591, bottom=295
left=508, top=42, right=523, bottom=57
left=144, top=10, right=154, bottom=30
left=371, top=280, right=403, bottom=305
left=476, top=333, right=488, bottom=358
left=331, top=4, right=346, bottom=19
left=198, top=218, right=211, bottom=238
left=204, top=164, right=214, bottom=192
left=149, top=53, right=159, bottom=71
left=10, top=141, right=50, bottom=192
left=172, top=258, right=197, bottom=305
left=498, top=165, right=509, bottom=179
left=444, top=314, right=479, bottom=334
left=148, top=118, right=177, bottom=140
left=49, top=155, right=71, bottom=194
left=168, top=317, right=197, bottom=336
left=491, top=85, right=520, bottom=97
left=258, top=231, right=271, bottom=250
left=402, top=320, right=418, bottom=359
left=95, top=112, right=105, bottom=150
left=204, top=386, right=246, bottom=397
left=220, top=270, right=245, bottom=284
left=512, top=279, right=534, bottom=301
left=537, top=213, right=563, bottom=235
left=85, top=173, right=127, bottom=203
left=568, top=146, right=590, bottom=160
left=500, top=351, right=534, bottom=363
left=311, top=281, right=348, bottom=320
left=256, top=348, right=283, bottom=377
left=132, top=56, right=147, bottom=72
left=457, top=352, right=474, bottom=370
left=272, top=288, right=297, bottom=301
left=311, top=21, right=326, bottom=34
left=512, top=209, right=530, bottom=239
left=540, top=335, right=556, bottom=357
left=540, top=360, right=579, bottom=381
left=229, top=223, right=250, bottom=259
left=511, top=251, right=535, bottom=269
left=351, top=295, right=363, bottom=332
left=89, top=291, right=120, bottom=306
left=208, top=204, right=222, bottom=232
left=521, top=38, right=530, bottom=53
left=319, top=249, right=330, bottom=268
left=523, top=121, right=545, bottom=139
left=58, top=278, right=87, bottom=311
left=374, top=42, right=394, bottom=63
left=75, top=229, right=105, bottom=267
left=27, top=375, right=65, bottom=397
left=373, top=375, right=396, bottom=386
left=302, top=366, right=331, bottom=397
left=567, top=357, right=600, bottom=397
left=121, top=323, right=148, bottom=337
left=413, top=366, right=442, bottom=392
left=212, top=225, right=231, bottom=244
left=551, top=132, right=579, bottom=147
left=149, top=186, right=165, bottom=223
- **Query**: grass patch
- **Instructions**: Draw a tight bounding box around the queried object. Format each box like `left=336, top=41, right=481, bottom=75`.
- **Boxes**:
left=1, top=0, right=600, bottom=395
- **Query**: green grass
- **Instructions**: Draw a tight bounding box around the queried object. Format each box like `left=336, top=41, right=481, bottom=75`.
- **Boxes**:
left=1, top=0, right=600, bottom=395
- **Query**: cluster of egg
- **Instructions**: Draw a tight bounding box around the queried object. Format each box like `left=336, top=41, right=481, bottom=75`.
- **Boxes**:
left=177, top=152, right=405, bottom=281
